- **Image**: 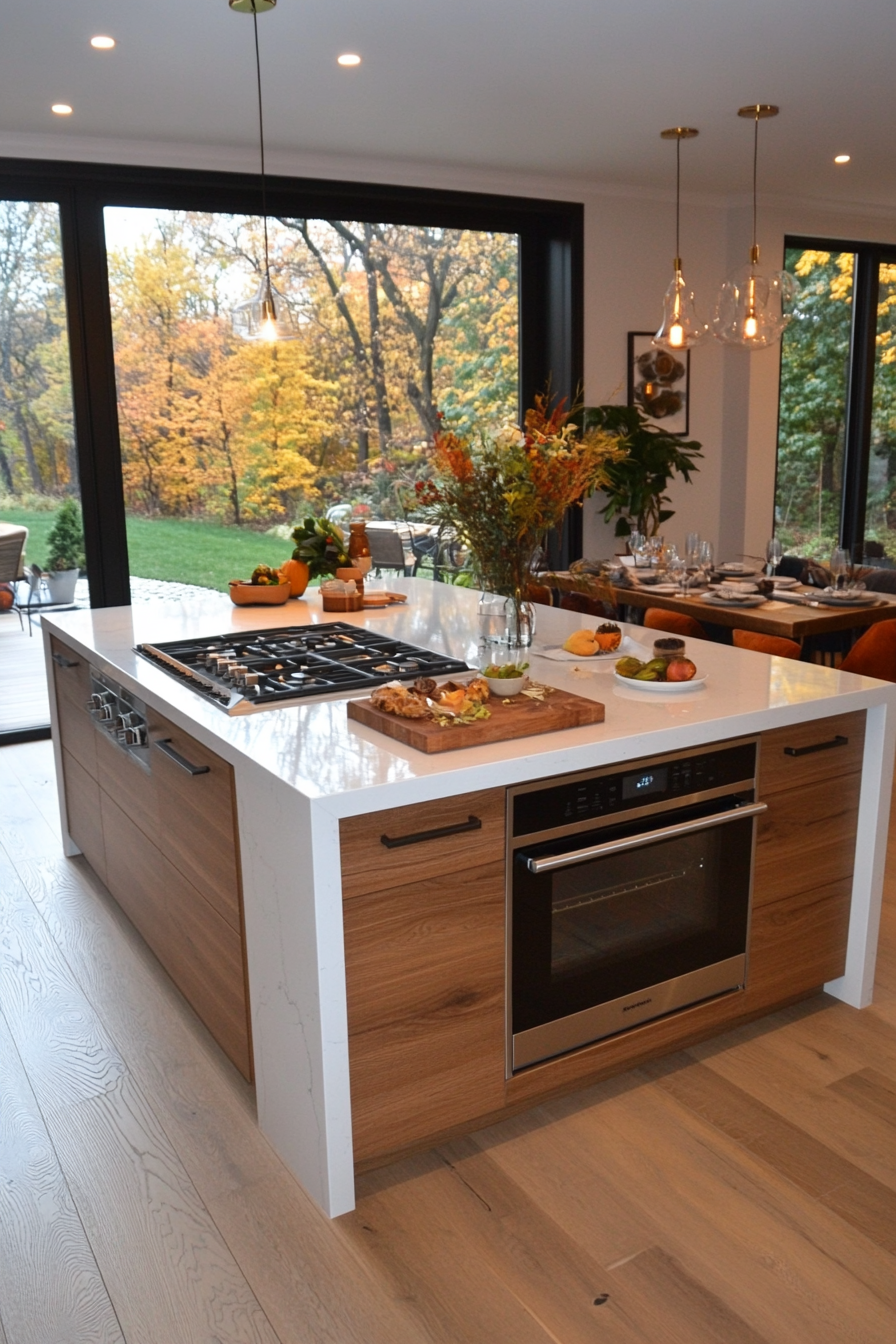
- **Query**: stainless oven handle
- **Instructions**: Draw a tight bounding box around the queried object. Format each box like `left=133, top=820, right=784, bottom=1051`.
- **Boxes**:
left=525, top=801, right=768, bottom=873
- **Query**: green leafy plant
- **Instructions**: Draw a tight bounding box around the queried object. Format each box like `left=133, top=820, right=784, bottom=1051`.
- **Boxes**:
left=45, top=498, right=86, bottom=572
left=290, top=517, right=350, bottom=579
left=584, top=405, right=702, bottom=538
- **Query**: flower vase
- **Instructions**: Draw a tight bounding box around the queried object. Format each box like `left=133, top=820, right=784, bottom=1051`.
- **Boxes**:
left=504, top=591, right=536, bottom=647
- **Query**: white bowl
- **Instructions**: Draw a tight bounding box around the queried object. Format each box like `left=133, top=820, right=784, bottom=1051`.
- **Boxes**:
left=484, top=674, right=527, bottom=697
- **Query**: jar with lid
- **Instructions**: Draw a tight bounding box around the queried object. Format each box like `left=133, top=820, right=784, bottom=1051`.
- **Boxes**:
left=348, top=521, right=372, bottom=589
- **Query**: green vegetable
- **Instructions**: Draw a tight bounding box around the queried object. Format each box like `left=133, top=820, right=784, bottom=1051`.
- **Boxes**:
left=290, top=516, right=350, bottom=579
left=483, top=662, right=529, bottom=677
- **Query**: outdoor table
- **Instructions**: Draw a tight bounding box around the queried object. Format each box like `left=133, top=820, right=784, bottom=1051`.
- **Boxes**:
left=545, top=571, right=896, bottom=644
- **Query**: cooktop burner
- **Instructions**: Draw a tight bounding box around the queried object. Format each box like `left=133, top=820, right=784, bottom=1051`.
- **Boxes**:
left=135, top=623, right=469, bottom=714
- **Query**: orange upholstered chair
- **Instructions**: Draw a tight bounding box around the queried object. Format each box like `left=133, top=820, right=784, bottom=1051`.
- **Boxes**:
left=838, top=619, right=896, bottom=681
left=732, top=629, right=802, bottom=660
left=643, top=608, right=707, bottom=640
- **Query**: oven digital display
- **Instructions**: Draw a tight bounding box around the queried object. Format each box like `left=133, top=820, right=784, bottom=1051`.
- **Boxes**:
left=622, top=766, right=668, bottom=800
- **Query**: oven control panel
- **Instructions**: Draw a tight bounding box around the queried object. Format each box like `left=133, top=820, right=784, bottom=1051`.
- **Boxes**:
left=512, top=740, right=757, bottom=838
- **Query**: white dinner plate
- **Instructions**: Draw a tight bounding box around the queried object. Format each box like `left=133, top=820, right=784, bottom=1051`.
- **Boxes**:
left=634, top=582, right=680, bottom=594
left=701, top=593, right=768, bottom=608
left=614, top=670, right=707, bottom=693
left=771, top=575, right=800, bottom=588
left=716, top=563, right=758, bottom=576
left=814, top=592, right=880, bottom=607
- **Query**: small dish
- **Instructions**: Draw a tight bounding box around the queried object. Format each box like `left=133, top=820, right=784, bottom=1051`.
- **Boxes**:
left=614, top=670, right=707, bottom=693
left=483, top=674, right=527, bottom=696
left=229, top=580, right=291, bottom=606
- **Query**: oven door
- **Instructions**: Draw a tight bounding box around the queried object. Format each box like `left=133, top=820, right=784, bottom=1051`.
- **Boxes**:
left=510, top=795, right=766, bottom=1071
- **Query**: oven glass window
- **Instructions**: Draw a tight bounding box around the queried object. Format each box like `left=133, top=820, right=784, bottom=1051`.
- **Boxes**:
left=550, top=827, right=723, bottom=980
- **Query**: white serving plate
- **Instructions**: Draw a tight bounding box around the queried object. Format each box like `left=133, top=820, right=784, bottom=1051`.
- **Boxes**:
left=717, top=562, right=758, bottom=576
left=614, top=670, right=707, bottom=693
left=701, top=593, right=768, bottom=608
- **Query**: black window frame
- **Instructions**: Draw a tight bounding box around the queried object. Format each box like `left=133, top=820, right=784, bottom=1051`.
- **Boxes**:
left=777, top=234, right=896, bottom=560
left=0, top=156, right=584, bottom=607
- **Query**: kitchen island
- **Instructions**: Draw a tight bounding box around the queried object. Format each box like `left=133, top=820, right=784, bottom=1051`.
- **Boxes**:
left=42, top=581, right=896, bottom=1217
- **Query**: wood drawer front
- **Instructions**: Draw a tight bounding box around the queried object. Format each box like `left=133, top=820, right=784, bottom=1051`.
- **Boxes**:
left=101, top=791, right=252, bottom=1081
left=345, top=859, right=506, bottom=1163
left=340, top=787, right=505, bottom=900
left=753, top=773, right=860, bottom=908
left=96, top=729, right=159, bottom=845
left=747, top=877, right=851, bottom=1005
left=759, top=711, right=865, bottom=796
left=51, top=642, right=97, bottom=779
left=148, top=711, right=241, bottom=932
left=62, top=748, right=106, bottom=884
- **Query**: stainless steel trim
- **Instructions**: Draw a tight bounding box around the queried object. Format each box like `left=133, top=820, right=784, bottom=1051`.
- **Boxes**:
left=526, top=801, right=768, bottom=873
left=512, top=955, right=745, bottom=1071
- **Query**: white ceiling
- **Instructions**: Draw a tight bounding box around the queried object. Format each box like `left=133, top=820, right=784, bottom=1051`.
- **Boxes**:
left=3, top=0, right=895, bottom=209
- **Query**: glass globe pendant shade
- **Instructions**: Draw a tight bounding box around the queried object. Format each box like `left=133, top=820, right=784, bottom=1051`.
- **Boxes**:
left=712, top=252, right=798, bottom=348
left=231, top=277, right=299, bottom=342
left=654, top=265, right=708, bottom=350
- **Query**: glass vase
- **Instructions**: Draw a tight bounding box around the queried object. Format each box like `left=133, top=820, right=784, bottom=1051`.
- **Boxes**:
left=504, top=594, right=536, bottom=647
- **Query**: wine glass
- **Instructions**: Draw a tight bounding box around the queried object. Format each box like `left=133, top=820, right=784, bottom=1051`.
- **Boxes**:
left=697, top=540, right=714, bottom=584
left=685, top=532, right=701, bottom=569
left=668, top=554, right=688, bottom=592
left=830, top=547, right=850, bottom=592
left=765, top=537, right=783, bottom=577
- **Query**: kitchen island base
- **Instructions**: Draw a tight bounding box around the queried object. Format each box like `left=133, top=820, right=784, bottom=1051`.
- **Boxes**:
left=42, top=584, right=896, bottom=1217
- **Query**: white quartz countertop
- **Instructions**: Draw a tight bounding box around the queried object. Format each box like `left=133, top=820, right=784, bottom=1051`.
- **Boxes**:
left=43, top=580, right=896, bottom=817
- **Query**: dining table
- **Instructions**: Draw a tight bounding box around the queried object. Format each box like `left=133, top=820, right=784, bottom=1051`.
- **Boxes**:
left=544, top=569, right=896, bottom=644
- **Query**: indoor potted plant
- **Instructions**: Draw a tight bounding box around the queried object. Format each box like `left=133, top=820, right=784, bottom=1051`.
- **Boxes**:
left=44, top=498, right=85, bottom=604
left=584, top=404, right=702, bottom=539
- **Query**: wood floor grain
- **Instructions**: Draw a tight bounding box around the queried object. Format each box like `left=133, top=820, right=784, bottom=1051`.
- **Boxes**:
left=0, top=1009, right=124, bottom=1344
left=1, top=740, right=895, bottom=1344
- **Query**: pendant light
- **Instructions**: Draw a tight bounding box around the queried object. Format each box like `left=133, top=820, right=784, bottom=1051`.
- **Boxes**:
left=712, top=105, right=797, bottom=349
left=653, top=127, right=707, bottom=351
left=229, top=0, right=297, bottom=341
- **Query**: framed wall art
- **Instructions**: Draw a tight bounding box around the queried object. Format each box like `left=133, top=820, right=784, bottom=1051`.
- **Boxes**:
left=627, top=331, right=690, bottom=435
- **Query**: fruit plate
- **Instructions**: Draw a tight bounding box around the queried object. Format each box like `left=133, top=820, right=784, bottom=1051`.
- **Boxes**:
left=534, top=635, right=649, bottom=662
left=614, top=670, right=707, bottom=693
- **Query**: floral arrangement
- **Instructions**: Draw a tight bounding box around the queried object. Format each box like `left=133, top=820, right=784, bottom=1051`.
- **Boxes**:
left=416, top=395, right=625, bottom=605
left=290, top=517, right=350, bottom=578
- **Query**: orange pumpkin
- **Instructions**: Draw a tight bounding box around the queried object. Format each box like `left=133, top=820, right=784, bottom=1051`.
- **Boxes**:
left=0, top=583, right=13, bottom=612
left=279, top=558, right=310, bottom=597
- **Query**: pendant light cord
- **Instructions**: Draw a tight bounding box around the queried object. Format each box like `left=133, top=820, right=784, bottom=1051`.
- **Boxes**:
left=675, top=134, right=681, bottom=266
left=752, top=110, right=759, bottom=255
left=251, top=1, right=271, bottom=290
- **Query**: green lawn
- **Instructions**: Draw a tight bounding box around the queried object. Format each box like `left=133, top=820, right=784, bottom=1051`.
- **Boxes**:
left=0, top=507, right=298, bottom=593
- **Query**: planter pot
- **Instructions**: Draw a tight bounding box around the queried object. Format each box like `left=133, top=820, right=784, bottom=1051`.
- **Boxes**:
left=45, top=568, right=79, bottom=604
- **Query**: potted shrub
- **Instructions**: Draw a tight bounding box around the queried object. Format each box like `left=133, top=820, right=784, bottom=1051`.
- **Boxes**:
left=44, top=498, right=85, bottom=604
left=584, top=404, right=703, bottom=539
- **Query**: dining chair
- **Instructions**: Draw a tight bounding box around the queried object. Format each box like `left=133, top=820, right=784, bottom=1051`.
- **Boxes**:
left=838, top=619, right=896, bottom=681
left=559, top=591, right=615, bottom=619
left=366, top=524, right=414, bottom=577
left=731, top=629, right=802, bottom=660
left=643, top=608, right=708, bottom=640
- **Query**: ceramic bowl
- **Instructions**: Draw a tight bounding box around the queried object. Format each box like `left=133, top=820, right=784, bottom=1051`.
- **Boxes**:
left=484, top=673, right=527, bottom=697
left=228, top=580, right=291, bottom=606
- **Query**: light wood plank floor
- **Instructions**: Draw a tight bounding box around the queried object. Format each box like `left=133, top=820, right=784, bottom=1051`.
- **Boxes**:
left=1, top=740, right=894, bottom=1344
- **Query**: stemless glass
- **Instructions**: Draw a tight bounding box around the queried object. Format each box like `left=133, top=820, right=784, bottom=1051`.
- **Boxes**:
left=698, top=540, right=714, bottom=583
left=830, top=547, right=850, bottom=592
left=766, top=537, right=784, bottom=576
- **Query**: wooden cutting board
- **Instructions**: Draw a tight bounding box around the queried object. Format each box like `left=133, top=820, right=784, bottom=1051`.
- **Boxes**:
left=347, top=686, right=605, bottom=753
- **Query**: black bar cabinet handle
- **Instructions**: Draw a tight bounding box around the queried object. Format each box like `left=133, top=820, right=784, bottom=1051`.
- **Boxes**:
left=153, top=739, right=210, bottom=776
left=52, top=652, right=79, bottom=668
left=380, top=815, right=482, bottom=849
left=783, top=734, right=848, bottom=758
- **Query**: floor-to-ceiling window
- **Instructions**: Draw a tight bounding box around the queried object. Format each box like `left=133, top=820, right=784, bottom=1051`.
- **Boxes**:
left=774, top=237, right=896, bottom=564
left=0, top=197, right=84, bottom=740
left=103, top=207, right=519, bottom=591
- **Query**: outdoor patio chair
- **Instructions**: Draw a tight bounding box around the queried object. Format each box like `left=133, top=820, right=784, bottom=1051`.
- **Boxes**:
left=0, top=523, right=28, bottom=631
left=366, top=524, right=415, bottom=577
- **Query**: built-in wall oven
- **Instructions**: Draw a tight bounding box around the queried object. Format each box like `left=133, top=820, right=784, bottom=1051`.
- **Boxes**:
left=507, top=739, right=765, bottom=1073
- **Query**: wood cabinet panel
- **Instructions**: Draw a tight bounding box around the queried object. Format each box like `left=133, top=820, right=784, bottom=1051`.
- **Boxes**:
left=149, top=711, right=242, bottom=933
left=50, top=638, right=97, bottom=780
left=101, top=791, right=252, bottom=1080
left=61, top=748, right=106, bottom=884
left=753, top=773, right=860, bottom=907
left=759, top=711, right=865, bottom=796
left=747, top=876, right=851, bottom=1004
left=340, top=788, right=505, bottom=900
left=345, top=859, right=506, bottom=1164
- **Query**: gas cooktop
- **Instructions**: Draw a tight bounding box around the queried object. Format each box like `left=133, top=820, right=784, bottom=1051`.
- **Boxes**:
left=135, top=623, right=469, bottom=715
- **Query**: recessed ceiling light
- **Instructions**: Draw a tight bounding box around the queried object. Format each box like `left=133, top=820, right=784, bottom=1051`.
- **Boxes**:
left=51, top=104, right=73, bottom=116
left=834, top=154, right=851, bottom=164
left=337, top=53, right=361, bottom=66
left=90, top=35, right=116, bottom=50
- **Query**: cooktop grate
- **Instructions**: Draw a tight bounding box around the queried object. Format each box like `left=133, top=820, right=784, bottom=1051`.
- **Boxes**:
left=135, top=623, right=469, bottom=714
